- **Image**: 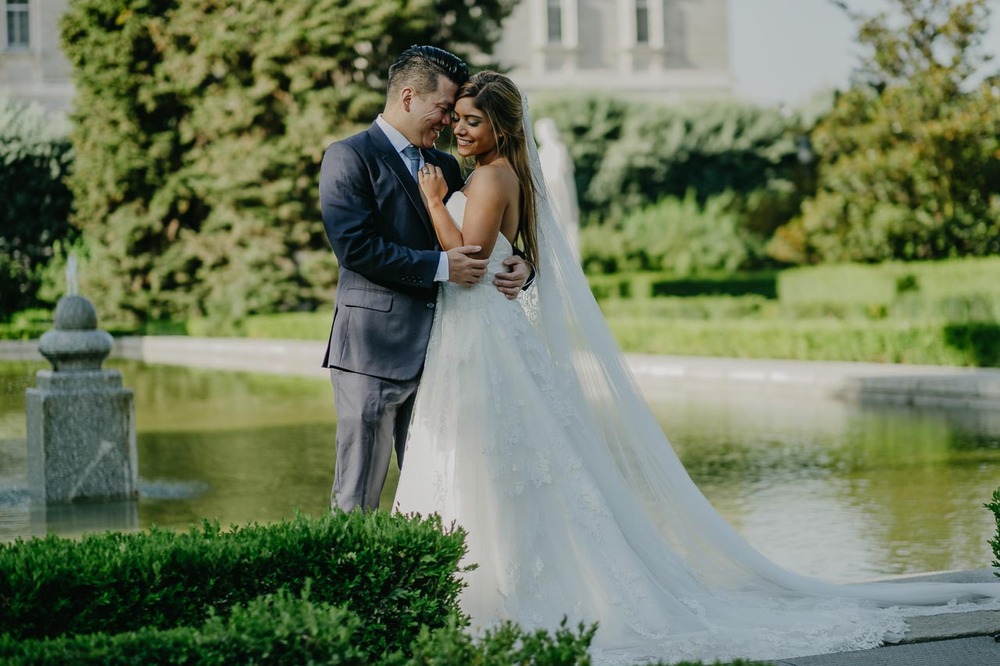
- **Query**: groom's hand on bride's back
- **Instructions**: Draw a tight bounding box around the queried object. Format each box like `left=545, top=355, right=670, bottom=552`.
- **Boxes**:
left=494, top=256, right=531, bottom=300
left=447, top=245, right=489, bottom=286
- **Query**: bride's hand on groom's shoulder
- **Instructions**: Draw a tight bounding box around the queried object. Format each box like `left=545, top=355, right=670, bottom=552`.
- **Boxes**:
left=494, top=256, right=530, bottom=299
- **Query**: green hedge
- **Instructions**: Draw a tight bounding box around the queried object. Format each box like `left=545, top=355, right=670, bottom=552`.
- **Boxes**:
left=0, top=591, right=756, bottom=665
left=0, top=309, right=53, bottom=340
left=531, top=94, right=802, bottom=225
left=579, top=192, right=765, bottom=276
left=396, top=619, right=759, bottom=666
left=0, top=588, right=367, bottom=665
left=599, top=296, right=776, bottom=322
left=988, top=488, right=1000, bottom=578
left=0, top=590, right=607, bottom=665
left=96, top=281, right=1000, bottom=368
left=0, top=514, right=762, bottom=666
left=777, top=257, right=1000, bottom=309
left=596, top=258, right=1000, bottom=317
left=589, top=272, right=778, bottom=301
left=605, top=318, right=1000, bottom=366
left=0, top=512, right=467, bottom=659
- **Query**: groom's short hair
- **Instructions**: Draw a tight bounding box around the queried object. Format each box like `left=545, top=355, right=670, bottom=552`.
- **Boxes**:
left=387, top=45, right=468, bottom=98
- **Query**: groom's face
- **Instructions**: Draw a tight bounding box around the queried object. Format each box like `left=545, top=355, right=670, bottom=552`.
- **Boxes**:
left=405, top=75, right=459, bottom=149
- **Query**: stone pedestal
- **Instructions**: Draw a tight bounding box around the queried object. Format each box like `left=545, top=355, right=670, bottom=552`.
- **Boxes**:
left=25, top=295, right=138, bottom=503
left=26, top=371, right=137, bottom=503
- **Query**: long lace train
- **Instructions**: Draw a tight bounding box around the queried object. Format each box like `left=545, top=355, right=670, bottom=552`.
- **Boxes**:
left=393, top=100, right=1000, bottom=664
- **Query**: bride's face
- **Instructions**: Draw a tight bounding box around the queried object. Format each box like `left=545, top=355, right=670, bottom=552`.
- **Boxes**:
left=452, top=97, right=497, bottom=160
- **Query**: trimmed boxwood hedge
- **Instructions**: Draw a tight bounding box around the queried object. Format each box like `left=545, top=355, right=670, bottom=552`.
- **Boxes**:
left=605, top=318, right=1000, bottom=366
left=0, top=511, right=467, bottom=659
left=0, top=591, right=758, bottom=665
left=0, top=512, right=769, bottom=665
left=988, top=488, right=1000, bottom=578
left=0, top=588, right=602, bottom=665
left=0, top=588, right=367, bottom=665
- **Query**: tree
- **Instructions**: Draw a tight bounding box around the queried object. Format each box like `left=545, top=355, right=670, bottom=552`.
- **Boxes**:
left=533, top=95, right=803, bottom=229
left=61, top=0, right=517, bottom=326
left=773, top=0, right=1000, bottom=264
left=0, top=96, right=75, bottom=318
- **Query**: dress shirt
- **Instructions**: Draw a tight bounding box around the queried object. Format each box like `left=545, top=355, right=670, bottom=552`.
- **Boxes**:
left=375, top=115, right=450, bottom=283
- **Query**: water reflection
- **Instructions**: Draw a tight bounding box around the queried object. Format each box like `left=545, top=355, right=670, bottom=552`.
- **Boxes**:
left=1, top=360, right=997, bottom=582
left=653, top=391, right=999, bottom=579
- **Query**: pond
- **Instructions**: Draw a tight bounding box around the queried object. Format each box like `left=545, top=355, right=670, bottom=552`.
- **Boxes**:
left=1, top=359, right=998, bottom=583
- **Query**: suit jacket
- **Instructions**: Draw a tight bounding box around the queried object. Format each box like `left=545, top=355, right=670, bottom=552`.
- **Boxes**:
left=319, top=123, right=465, bottom=381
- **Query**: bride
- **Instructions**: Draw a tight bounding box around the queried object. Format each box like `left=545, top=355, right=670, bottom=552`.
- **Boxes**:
left=393, top=70, right=1000, bottom=664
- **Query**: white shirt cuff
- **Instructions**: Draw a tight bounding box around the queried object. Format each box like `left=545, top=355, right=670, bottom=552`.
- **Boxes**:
left=434, top=251, right=449, bottom=282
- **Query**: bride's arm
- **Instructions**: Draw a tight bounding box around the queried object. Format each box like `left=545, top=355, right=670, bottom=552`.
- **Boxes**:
left=419, top=165, right=507, bottom=261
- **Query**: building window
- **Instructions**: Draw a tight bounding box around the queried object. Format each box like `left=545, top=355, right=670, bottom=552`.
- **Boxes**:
left=546, top=0, right=562, bottom=44
left=6, top=0, right=30, bottom=49
left=635, top=0, right=650, bottom=45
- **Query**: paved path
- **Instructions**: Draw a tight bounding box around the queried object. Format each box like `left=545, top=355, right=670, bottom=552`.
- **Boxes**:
left=772, top=570, right=1000, bottom=666
left=775, top=635, right=999, bottom=666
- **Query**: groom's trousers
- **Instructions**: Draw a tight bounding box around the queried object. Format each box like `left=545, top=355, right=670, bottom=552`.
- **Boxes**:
left=330, top=369, right=419, bottom=511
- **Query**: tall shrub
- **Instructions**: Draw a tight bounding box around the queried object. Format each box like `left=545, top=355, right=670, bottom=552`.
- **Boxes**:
left=776, top=0, right=1000, bottom=263
left=533, top=95, right=804, bottom=231
left=590, top=102, right=799, bottom=220
left=61, top=0, right=516, bottom=326
left=0, top=96, right=75, bottom=319
left=581, top=191, right=761, bottom=276
left=530, top=95, right=633, bottom=223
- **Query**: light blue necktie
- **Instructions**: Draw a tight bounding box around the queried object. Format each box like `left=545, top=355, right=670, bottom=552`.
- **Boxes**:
left=402, top=145, right=421, bottom=181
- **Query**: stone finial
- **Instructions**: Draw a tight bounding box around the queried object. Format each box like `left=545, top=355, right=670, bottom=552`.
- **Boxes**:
left=37, top=295, right=113, bottom=372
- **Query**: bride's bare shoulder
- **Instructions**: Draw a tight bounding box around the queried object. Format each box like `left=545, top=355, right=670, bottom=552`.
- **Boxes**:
left=466, top=162, right=518, bottom=197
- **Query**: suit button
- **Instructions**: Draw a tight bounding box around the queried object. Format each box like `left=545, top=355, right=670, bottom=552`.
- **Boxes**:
left=426, top=302, right=435, bottom=309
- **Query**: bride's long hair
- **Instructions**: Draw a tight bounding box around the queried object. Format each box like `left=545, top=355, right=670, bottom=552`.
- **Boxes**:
left=456, top=71, right=539, bottom=267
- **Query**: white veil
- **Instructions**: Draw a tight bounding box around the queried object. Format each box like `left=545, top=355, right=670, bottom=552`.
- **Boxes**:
left=517, top=92, right=1000, bottom=608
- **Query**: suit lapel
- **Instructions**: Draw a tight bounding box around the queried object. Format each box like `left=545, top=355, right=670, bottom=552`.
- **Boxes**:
left=366, top=125, right=436, bottom=242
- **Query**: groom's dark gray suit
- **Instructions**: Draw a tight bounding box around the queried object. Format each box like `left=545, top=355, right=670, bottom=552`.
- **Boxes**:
left=319, top=121, right=464, bottom=511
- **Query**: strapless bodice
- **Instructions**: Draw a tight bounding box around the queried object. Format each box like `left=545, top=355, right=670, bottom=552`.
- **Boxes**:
left=446, top=191, right=513, bottom=283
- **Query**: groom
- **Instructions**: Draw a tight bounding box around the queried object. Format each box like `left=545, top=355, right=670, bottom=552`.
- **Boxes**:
left=319, top=45, right=531, bottom=512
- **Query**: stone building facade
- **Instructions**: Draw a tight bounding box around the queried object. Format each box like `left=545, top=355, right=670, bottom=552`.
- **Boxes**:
left=0, top=0, right=73, bottom=113
left=0, top=0, right=731, bottom=113
left=492, top=0, right=732, bottom=101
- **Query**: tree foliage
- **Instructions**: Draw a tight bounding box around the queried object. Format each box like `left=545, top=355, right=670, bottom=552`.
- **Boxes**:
left=774, top=0, right=1000, bottom=263
left=533, top=95, right=805, bottom=230
left=589, top=101, right=800, bottom=223
left=61, top=0, right=516, bottom=325
left=0, top=96, right=75, bottom=319
left=580, top=190, right=763, bottom=276
left=533, top=95, right=807, bottom=274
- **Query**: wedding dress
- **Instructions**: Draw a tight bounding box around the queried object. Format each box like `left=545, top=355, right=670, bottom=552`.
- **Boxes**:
left=392, top=100, right=1000, bottom=665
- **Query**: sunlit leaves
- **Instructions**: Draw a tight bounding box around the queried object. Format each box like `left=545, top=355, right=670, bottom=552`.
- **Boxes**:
left=786, top=0, right=1000, bottom=263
